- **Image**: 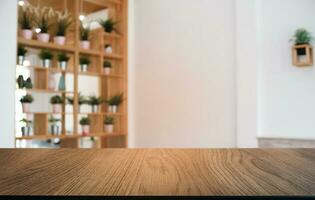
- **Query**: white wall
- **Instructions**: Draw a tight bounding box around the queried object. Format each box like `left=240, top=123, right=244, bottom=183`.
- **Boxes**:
left=0, top=0, right=17, bottom=148
left=131, top=0, right=236, bottom=147
left=258, top=0, right=315, bottom=140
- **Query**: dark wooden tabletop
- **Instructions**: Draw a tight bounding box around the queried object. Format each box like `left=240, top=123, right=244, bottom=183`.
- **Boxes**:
left=0, top=149, right=314, bottom=196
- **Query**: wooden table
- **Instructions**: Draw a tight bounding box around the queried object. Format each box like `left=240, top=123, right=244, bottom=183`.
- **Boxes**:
left=0, top=149, right=314, bottom=196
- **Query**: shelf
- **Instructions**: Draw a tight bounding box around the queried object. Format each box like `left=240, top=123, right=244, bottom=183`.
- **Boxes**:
left=79, top=49, right=101, bottom=56
left=17, top=89, right=74, bottom=94
left=103, top=53, right=123, bottom=60
left=104, top=32, right=123, bottom=39
left=20, top=112, right=68, bottom=115
left=30, top=66, right=74, bottom=74
left=79, top=71, right=124, bottom=78
left=16, top=133, right=126, bottom=140
left=18, top=38, right=75, bottom=52
left=79, top=112, right=125, bottom=116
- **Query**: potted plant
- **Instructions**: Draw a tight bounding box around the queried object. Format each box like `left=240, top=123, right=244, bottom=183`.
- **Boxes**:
left=17, top=46, right=27, bottom=66
left=80, top=117, right=91, bottom=136
left=105, top=93, right=124, bottom=113
left=49, top=116, right=61, bottom=135
left=87, top=96, right=103, bottom=113
left=67, top=93, right=87, bottom=112
left=104, top=116, right=114, bottom=133
left=20, top=118, right=32, bottom=137
left=291, top=28, right=314, bottom=55
left=104, top=44, right=113, bottom=54
left=79, top=57, right=91, bottom=72
left=50, top=95, right=64, bottom=113
left=98, top=18, right=117, bottom=33
left=20, top=94, right=34, bottom=113
left=34, top=6, right=54, bottom=43
left=57, top=52, right=70, bottom=70
left=80, top=23, right=90, bottom=49
left=18, top=5, right=34, bottom=39
left=16, top=76, right=33, bottom=89
left=54, top=11, right=72, bottom=45
left=103, top=60, right=112, bottom=75
left=39, top=49, right=54, bottom=68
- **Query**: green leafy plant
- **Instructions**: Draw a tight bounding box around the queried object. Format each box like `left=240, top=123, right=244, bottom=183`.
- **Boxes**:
left=34, top=6, right=54, bottom=33
left=291, top=29, right=314, bottom=45
left=80, top=23, right=90, bottom=41
left=39, top=49, right=54, bottom=60
left=80, top=117, right=91, bottom=126
left=106, top=93, right=124, bottom=106
left=18, top=46, right=28, bottom=56
left=49, top=116, right=61, bottom=124
left=79, top=57, right=91, bottom=65
left=98, top=18, right=117, bottom=33
left=103, top=60, right=112, bottom=68
left=67, top=93, right=87, bottom=105
left=20, top=118, right=32, bottom=126
left=24, top=78, right=33, bottom=89
left=17, top=75, right=25, bottom=89
left=104, top=116, right=115, bottom=125
left=18, top=6, right=34, bottom=30
left=20, top=94, right=34, bottom=103
left=55, top=11, right=72, bottom=36
left=50, top=95, right=64, bottom=105
left=57, top=52, right=70, bottom=62
left=87, top=96, right=103, bottom=106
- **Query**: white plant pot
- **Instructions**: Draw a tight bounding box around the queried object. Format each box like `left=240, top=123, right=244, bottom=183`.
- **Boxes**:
left=54, top=36, right=66, bottom=45
left=80, top=64, right=88, bottom=72
left=21, top=126, right=31, bottom=137
left=59, top=61, right=68, bottom=70
left=50, top=125, right=60, bottom=135
left=108, top=105, right=118, bottom=113
left=48, top=74, right=57, bottom=90
left=103, top=68, right=111, bottom=75
left=18, top=56, right=25, bottom=66
left=22, top=103, right=30, bottom=113
left=105, top=46, right=113, bottom=54
left=37, top=33, right=50, bottom=43
left=42, top=59, right=51, bottom=68
left=21, top=29, right=33, bottom=40
left=82, top=125, right=90, bottom=135
left=80, top=41, right=90, bottom=49
left=105, top=125, right=114, bottom=133
left=91, top=105, right=99, bottom=113
left=52, top=104, right=62, bottom=113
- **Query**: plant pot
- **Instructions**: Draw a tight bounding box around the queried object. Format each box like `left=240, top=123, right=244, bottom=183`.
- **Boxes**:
left=104, top=124, right=114, bottom=133
left=91, top=105, right=99, bottom=113
left=21, top=126, right=31, bottom=137
left=48, top=74, right=57, bottom=90
left=37, top=33, right=50, bottom=43
left=103, top=68, right=111, bottom=75
left=22, top=103, right=30, bottom=113
left=58, top=61, right=68, bottom=70
left=82, top=125, right=90, bottom=136
left=108, top=105, right=118, bottom=113
left=50, top=125, right=60, bottom=135
left=52, top=104, right=62, bottom=113
left=18, top=56, right=25, bottom=66
left=80, top=64, right=88, bottom=72
left=54, top=36, right=66, bottom=45
left=80, top=41, right=90, bottom=49
left=105, top=46, right=113, bottom=54
left=21, top=29, right=33, bottom=40
left=42, top=59, right=51, bottom=68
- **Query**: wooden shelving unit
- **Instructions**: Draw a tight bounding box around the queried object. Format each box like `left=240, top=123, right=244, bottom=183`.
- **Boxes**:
left=15, top=0, right=128, bottom=148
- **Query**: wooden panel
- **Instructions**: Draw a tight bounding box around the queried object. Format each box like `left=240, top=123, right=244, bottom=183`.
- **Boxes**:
left=88, top=114, right=103, bottom=133
left=60, top=138, right=79, bottom=148
left=34, top=69, right=48, bottom=90
left=33, top=114, right=48, bottom=136
left=0, top=149, right=315, bottom=195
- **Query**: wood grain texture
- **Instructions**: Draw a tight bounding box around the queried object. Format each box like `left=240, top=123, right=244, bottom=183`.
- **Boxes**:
left=0, top=149, right=314, bottom=196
